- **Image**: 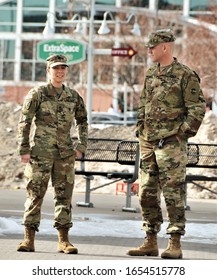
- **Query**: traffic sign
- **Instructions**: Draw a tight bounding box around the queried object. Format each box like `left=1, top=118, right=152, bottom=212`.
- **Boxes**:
left=111, top=46, right=137, bottom=59
left=37, top=39, right=86, bottom=64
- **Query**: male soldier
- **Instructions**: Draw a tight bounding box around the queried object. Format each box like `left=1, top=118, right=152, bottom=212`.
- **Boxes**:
left=127, top=29, right=205, bottom=259
left=17, top=54, right=88, bottom=254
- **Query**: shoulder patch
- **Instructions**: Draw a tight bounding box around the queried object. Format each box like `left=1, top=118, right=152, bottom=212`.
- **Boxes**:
left=25, top=101, right=32, bottom=110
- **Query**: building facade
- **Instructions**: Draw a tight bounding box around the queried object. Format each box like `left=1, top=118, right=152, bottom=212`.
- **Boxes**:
left=0, top=0, right=216, bottom=117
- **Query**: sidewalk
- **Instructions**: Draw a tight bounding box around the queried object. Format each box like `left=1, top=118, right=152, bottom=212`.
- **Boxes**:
left=0, top=189, right=216, bottom=260
left=1, top=233, right=216, bottom=260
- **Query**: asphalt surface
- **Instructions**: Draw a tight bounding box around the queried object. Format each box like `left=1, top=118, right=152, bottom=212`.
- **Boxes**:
left=0, top=188, right=216, bottom=260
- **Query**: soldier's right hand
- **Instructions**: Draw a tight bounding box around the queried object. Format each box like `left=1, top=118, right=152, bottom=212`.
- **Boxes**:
left=21, top=154, right=31, bottom=163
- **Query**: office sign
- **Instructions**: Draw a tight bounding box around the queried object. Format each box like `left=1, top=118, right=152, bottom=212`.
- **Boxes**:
left=111, top=46, right=137, bottom=59
left=37, top=39, right=86, bottom=64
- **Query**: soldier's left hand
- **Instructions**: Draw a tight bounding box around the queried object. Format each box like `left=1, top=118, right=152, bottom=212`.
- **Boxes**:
left=76, top=150, right=83, bottom=159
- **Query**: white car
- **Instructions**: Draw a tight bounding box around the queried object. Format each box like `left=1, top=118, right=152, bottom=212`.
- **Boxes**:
left=90, top=112, right=136, bottom=128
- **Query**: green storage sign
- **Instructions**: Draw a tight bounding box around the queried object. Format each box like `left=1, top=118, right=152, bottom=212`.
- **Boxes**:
left=37, top=39, right=86, bottom=64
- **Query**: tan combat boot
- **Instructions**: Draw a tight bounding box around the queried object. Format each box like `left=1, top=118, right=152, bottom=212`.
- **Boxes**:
left=57, top=228, right=78, bottom=254
left=17, top=226, right=35, bottom=252
left=127, top=233, right=159, bottom=256
left=161, top=233, right=183, bottom=259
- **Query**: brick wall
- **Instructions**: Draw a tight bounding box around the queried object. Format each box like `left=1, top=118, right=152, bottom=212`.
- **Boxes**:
left=3, top=86, right=31, bottom=104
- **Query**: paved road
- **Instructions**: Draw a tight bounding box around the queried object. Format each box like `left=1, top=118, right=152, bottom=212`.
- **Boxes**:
left=0, top=188, right=216, bottom=260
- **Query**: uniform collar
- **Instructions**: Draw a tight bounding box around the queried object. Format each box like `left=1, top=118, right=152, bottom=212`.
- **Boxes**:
left=155, top=57, right=177, bottom=75
left=46, top=83, right=74, bottom=100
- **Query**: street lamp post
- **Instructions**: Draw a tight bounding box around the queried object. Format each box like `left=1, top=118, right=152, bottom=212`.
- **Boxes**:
left=86, top=0, right=95, bottom=125
left=43, top=0, right=141, bottom=124
left=14, top=0, right=23, bottom=83
left=43, top=0, right=95, bottom=125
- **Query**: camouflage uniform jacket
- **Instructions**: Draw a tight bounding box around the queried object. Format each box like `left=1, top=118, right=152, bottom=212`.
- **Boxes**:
left=137, top=58, right=206, bottom=141
left=17, top=83, right=88, bottom=158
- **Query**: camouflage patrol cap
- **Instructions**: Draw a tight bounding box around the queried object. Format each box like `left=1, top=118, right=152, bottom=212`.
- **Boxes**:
left=146, top=29, right=176, bottom=48
left=46, top=54, right=68, bottom=68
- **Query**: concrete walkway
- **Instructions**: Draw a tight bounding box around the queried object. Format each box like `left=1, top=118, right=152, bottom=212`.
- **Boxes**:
left=0, top=189, right=216, bottom=260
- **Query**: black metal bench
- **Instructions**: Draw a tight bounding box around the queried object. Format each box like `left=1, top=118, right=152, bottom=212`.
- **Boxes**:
left=185, top=143, right=217, bottom=209
left=74, top=138, right=140, bottom=212
left=74, top=139, right=217, bottom=212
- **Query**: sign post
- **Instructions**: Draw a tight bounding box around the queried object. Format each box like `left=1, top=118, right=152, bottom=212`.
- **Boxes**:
left=37, top=39, right=86, bottom=64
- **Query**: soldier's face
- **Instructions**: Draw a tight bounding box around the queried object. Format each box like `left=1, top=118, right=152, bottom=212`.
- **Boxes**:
left=47, top=65, right=67, bottom=84
left=148, top=43, right=165, bottom=63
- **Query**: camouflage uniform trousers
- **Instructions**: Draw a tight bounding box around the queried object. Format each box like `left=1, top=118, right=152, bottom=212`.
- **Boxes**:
left=23, top=154, right=75, bottom=231
left=138, top=135, right=188, bottom=235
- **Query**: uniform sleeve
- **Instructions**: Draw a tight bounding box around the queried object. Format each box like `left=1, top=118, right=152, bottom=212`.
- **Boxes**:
left=17, top=88, right=40, bottom=155
left=136, top=80, right=146, bottom=136
left=179, top=71, right=206, bottom=138
left=74, top=94, right=88, bottom=154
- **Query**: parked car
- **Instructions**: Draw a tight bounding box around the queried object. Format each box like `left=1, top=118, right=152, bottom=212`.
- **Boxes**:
left=90, top=111, right=136, bottom=128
